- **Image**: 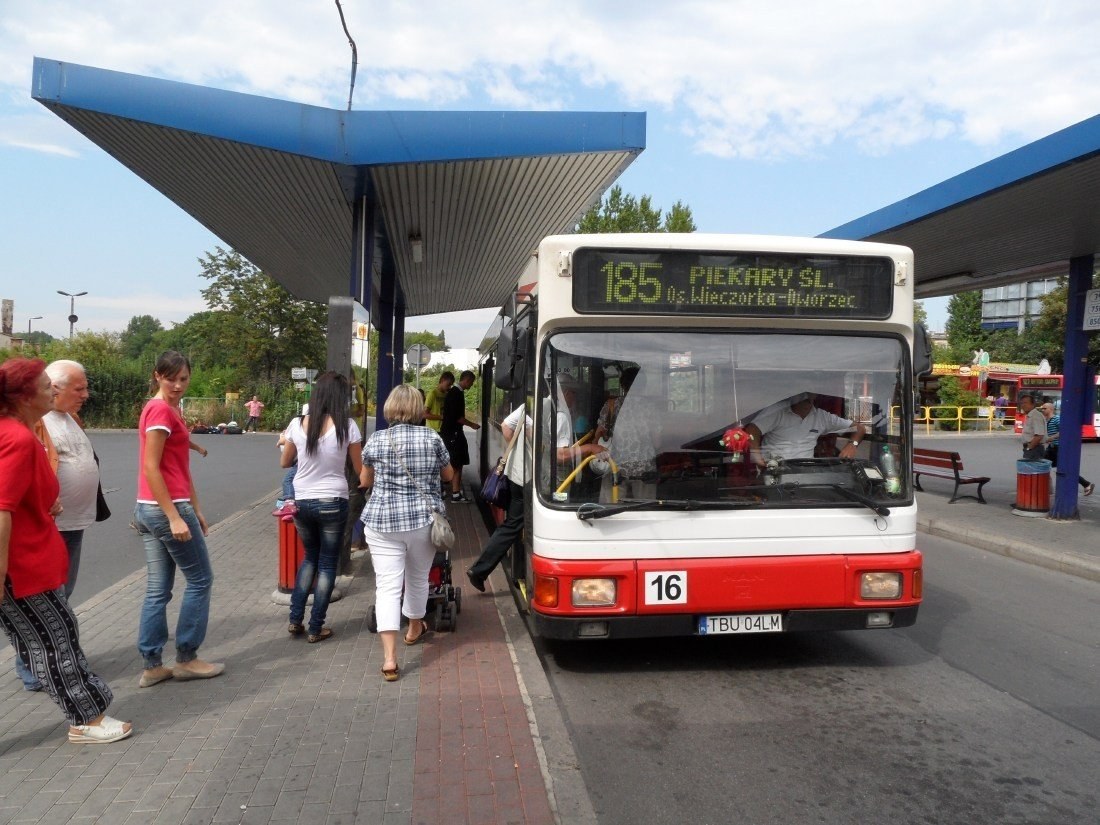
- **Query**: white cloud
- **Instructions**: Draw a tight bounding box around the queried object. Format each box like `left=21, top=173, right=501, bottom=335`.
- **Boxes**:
left=3, top=1, right=1099, bottom=162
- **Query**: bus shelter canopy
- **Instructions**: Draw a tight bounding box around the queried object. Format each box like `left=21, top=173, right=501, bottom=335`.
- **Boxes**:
left=823, top=113, right=1100, bottom=297
left=31, top=57, right=645, bottom=317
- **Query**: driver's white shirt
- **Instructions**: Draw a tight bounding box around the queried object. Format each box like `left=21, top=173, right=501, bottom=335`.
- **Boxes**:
left=753, top=404, right=854, bottom=460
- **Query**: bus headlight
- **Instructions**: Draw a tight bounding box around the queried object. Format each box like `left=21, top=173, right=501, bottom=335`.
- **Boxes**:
left=572, top=578, right=616, bottom=607
left=860, top=572, right=903, bottom=600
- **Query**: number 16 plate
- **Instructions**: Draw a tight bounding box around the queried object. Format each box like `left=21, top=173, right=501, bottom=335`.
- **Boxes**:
left=697, top=613, right=783, bottom=635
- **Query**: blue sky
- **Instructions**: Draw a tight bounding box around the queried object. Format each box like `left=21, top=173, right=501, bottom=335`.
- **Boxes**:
left=3, top=1, right=1100, bottom=346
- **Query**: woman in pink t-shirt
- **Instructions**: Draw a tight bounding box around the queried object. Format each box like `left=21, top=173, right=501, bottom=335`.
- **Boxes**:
left=133, top=351, right=223, bottom=688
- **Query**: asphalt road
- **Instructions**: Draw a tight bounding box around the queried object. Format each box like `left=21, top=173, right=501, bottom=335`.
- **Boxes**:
left=536, top=435, right=1100, bottom=825
left=56, top=430, right=285, bottom=606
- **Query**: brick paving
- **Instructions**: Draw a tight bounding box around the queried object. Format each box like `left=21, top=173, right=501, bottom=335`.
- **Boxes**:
left=0, top=486, right=562, bottom=825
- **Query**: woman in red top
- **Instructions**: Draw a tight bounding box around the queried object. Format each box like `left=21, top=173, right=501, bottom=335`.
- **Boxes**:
left=133, top=351, right=222, bottom=688
left=0, top=357, right=132, bottom=744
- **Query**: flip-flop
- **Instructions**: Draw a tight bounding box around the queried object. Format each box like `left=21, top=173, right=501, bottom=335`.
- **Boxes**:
left=68, top=715, right=133, bottom=744
left=381, top=664, right=400, bottom=682
left=308, top=627, right=334, bottom=644
left=404, top=622, right=431, bottom=646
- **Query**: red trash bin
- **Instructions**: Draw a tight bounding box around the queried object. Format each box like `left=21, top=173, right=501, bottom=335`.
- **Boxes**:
left=1012, top=459, right=1051, bottom=517
left=276, top=515, right=305, bottom=592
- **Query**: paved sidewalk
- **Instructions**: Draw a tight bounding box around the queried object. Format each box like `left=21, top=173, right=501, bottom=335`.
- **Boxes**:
left=915, top=469, right=1100, bottom=584
left=0, top=485, right=589, bottom=825
left=4, top=461, right=1096, bottom=824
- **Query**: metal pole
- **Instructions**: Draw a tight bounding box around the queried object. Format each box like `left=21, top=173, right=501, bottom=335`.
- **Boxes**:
left=57, top=290, right=87, bottom=340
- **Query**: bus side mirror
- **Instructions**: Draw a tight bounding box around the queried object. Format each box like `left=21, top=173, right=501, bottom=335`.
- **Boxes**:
left=913, top=323, right=933, bottom=378
left=494, top=323, right=529, bottom=390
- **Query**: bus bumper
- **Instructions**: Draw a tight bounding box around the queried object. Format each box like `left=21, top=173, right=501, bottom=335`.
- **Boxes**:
left=533, top=606, right=920, bottom=640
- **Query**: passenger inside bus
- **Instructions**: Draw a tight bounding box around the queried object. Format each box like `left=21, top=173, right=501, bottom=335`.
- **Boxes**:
left=553, top=375, right=606, bottom=466
left=744, top=392, right=866, bottom=464
left=605, top=369, right=662, bottom=499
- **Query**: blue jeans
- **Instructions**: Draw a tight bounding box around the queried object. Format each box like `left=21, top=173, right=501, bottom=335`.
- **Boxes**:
left=134, top=502, right=214, bottom=669
left=282, top=464, right=297, bottom=499
left=290, top=497, right=348, bottom=635
left=14, top=530, right=82, bottom=690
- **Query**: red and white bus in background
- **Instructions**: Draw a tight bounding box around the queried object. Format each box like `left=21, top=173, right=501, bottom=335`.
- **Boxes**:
left=479, top=234, right=928, bottom=640
left=1013, top=374, right=1100, bottom=440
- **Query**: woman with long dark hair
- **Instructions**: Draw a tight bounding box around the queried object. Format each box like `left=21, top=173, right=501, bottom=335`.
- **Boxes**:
left=0, top=357, right=132, bottom=743
left=279, top=371, right=363, bottom=642
left=134, top=351, right=222, bottom=688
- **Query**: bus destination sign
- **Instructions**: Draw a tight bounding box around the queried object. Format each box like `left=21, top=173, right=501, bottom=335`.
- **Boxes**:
left=572, top=249, right=894, bottom=319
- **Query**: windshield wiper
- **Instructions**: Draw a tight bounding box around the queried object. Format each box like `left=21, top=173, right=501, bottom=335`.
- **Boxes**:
left=576, top=498, right=761, bottom=521
left=784, top=483, right=891, bottom=517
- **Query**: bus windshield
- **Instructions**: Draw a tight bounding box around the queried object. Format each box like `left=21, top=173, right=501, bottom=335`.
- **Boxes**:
left=538, top=329, right=910, bottom=509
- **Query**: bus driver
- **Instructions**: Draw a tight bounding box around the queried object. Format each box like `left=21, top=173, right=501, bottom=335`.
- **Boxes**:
left=744, top=392, right=866, bottom=464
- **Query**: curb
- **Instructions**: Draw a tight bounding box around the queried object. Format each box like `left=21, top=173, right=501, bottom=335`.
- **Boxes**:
left=488, top=566, right=599, bottom=825
left=917, top=516, right=1100, bottom=584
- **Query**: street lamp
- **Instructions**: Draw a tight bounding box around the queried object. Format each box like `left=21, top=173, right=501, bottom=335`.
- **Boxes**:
left=57, top=290, right=88, bottom=339
left=27, top=316, right=42, bottom=335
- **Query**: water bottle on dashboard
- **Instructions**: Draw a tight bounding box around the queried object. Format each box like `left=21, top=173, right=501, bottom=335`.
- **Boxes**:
left=881, top=445, right=901, bottom=494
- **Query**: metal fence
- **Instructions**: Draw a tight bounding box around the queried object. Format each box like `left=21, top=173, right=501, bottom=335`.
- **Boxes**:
left=914, top=405, right=1017, bottom=434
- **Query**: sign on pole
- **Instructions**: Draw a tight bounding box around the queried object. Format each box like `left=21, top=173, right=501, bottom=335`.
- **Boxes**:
left=406, top=344, right=432, bottom=389
left=291, top=367, right=307, bottom=380
left=1084, top=288, right=1100, bottom=332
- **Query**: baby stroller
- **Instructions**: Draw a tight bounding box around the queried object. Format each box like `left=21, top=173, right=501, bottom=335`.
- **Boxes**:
left=367, top=547, right=462, bottom=633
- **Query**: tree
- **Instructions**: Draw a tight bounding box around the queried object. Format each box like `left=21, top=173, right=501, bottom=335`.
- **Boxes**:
left=913, top=301, right=927, bottom=329
left=943, top=290, right=985, bottom=364
left=404, top=329, right=448, bottom=352
left=23, top=331, right=55, bottom=347
left=577, top=185, right=697, bottom=233
left=1027, top=274, right=1100, bottom=371
left=120, top=314, right=165, bottom=360
left=198, top=247, right=328, bottom=387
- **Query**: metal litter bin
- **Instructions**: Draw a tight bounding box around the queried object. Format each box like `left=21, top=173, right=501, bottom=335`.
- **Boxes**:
left=1012, top=459, right=1051, bottom=517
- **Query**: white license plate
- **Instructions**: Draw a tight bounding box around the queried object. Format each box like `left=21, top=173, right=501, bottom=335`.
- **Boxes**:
left=697, top=613, right=783, bottom=635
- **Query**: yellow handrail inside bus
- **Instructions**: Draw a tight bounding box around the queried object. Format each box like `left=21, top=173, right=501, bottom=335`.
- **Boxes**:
left=554, top=451, right=620, bottom=503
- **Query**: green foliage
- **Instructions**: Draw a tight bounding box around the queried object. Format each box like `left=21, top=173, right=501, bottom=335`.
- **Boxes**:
left=120, top=314, right=165, bottom=360
left=944, top=290, right=984, bottom=355
left=913, top=301, right=927, bottom=328
left=577, top=185, right=697, bottom=233
left=83, top=363, right=149, bottom=428
left=198, top=247, right=328, bottom=388
left=1026, top=274, right=1100, bottom=370
left=38, top=330, right=124, bottom=365
left=23, top=331, right=55, bottom=347
left=934, top=376, right=983, bottom=430
left=404, top=329, right=448, bottom=352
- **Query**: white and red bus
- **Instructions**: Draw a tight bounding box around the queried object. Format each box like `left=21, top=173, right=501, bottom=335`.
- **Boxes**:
left=479, top=234, right=926, bottom=640
left=1013, top=374, right=1100, bottom=440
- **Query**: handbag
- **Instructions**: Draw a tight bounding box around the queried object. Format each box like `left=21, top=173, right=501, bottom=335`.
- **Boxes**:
left=480, top=457, right=510, bottom=508
left=480, top=422, right=520, bottom=508
left=93, top=451, right=111, bottom=522
left=429, top=510, right=455, bottom=549
left=388, top=429, right=454, bottom=548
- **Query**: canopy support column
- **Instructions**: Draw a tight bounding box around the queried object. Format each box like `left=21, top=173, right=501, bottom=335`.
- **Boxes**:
left=1049, top=253, right=1094, bottom=519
